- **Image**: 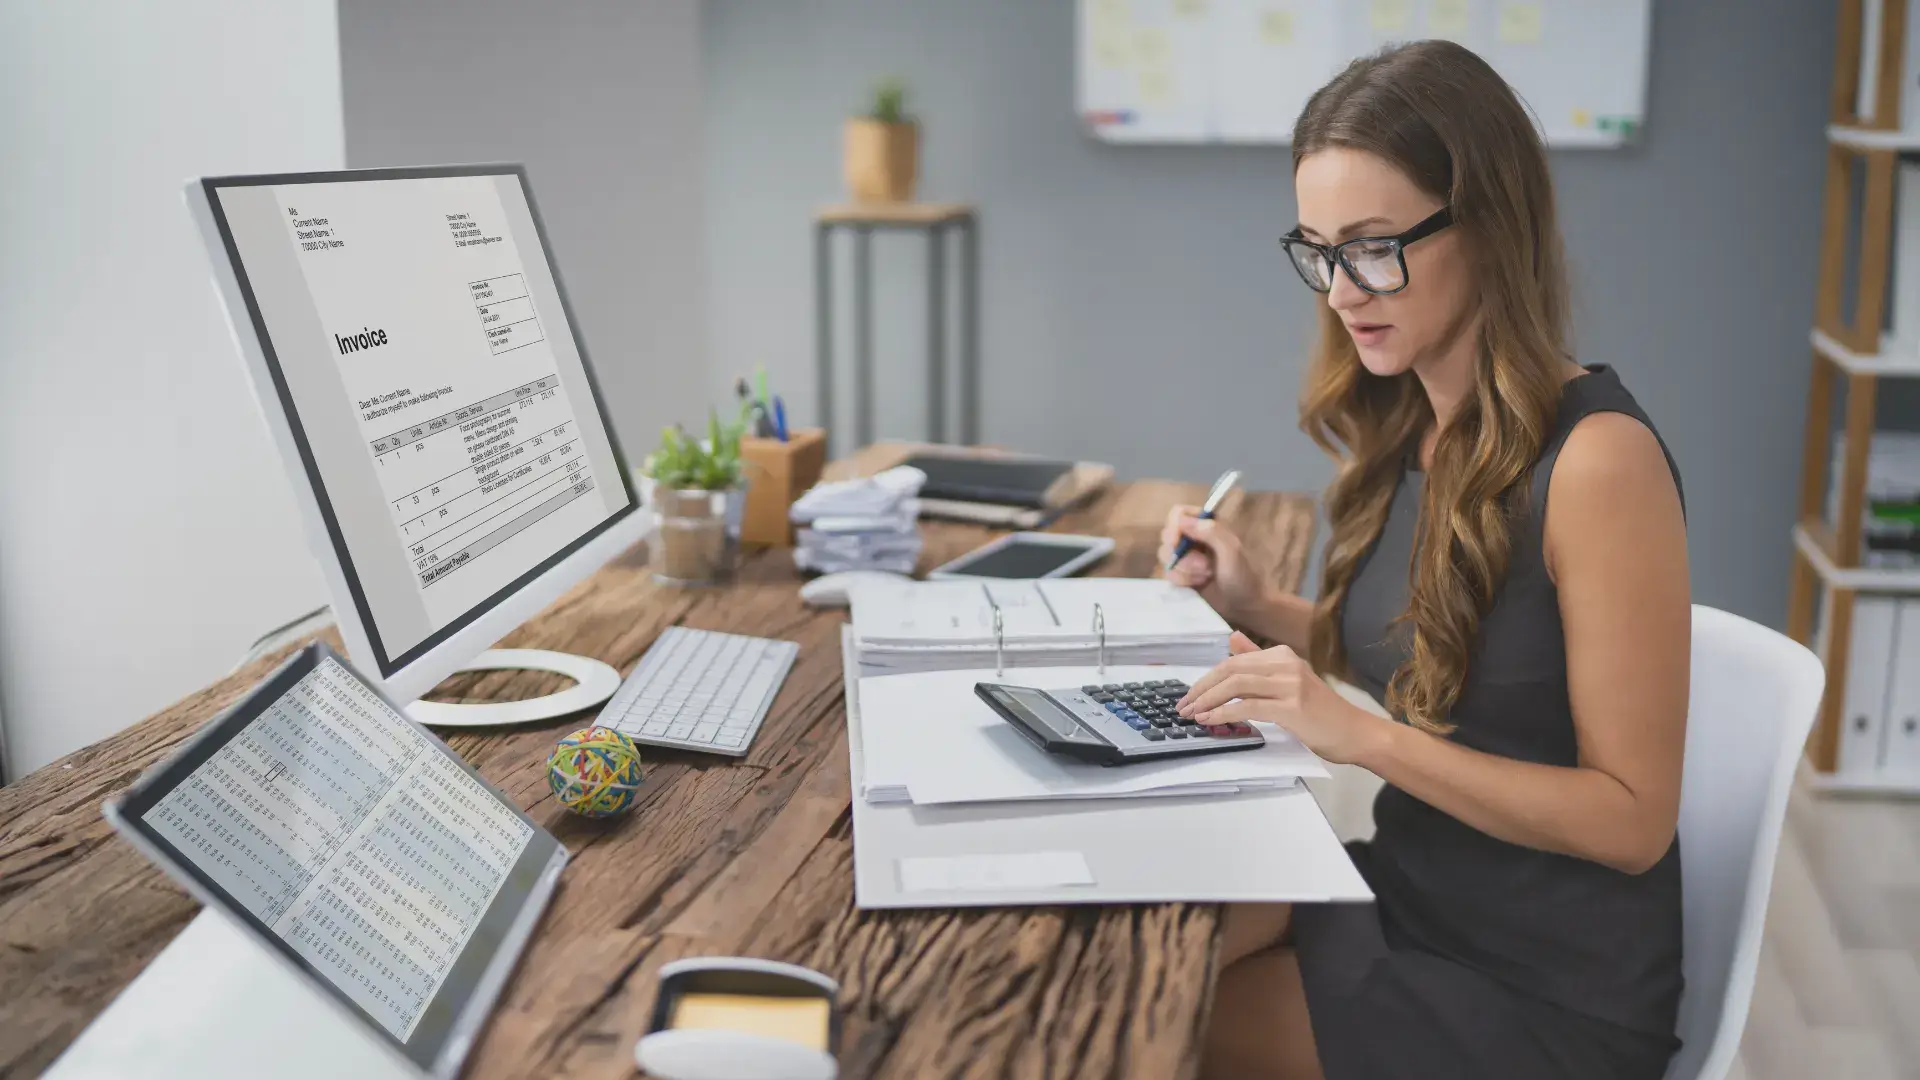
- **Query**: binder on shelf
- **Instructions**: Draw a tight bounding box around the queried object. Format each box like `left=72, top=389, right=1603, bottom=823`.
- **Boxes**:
left=1837, top=596, right=1899, bottom=773
left=1885, top=600, right=1920, bottom=772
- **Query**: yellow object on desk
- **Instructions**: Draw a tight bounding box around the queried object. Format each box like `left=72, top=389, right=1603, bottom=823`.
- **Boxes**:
left=669, top=992, right=832, bottom=1052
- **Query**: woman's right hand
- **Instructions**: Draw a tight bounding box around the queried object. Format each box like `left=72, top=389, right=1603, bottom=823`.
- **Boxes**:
left=1158, top=505, right=1267, bottom=622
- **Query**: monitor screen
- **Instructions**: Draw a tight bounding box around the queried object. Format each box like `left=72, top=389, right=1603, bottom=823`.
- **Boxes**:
left=202, top=168, right=636, bottom=676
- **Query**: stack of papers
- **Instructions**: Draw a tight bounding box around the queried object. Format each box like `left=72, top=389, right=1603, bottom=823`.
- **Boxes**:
left=850, top=577, right=1233, bottom=676
left=856, top=665, right=1328, bottom=807
left=791, top=466, right=925, bottom=575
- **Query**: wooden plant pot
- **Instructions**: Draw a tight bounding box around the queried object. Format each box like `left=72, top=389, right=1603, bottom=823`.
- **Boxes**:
left=843, top=118, right=919, bottom=203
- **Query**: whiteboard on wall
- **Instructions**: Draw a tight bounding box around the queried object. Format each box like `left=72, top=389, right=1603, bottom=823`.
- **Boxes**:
left=1077, top=0, right=1652, bottom=148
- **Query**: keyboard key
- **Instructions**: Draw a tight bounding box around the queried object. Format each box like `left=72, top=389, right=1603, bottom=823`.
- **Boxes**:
left=1082, top=685, right=1104, bottom=694
left=717, top=732, right=745, bottom=747
left=1100, top=683, right=1121, bottom=692
left=1150, top=717, right=1173, bottom=728
left=692, top=723, right=720, bottom=743
left=1142, top=728, right=1166, bottom=741
left=666, top=723, right=694, bottom=740
left=640, top=721, right=669, bottom=736
left=1165, top=728, right=1188, bottom=739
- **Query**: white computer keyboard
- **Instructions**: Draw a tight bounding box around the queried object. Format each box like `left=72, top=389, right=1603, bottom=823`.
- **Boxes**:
left=596, top=626, right=799, bottom=756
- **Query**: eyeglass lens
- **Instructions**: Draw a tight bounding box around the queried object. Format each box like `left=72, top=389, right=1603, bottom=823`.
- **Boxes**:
left=1289, top=239, right=1405, bottom=293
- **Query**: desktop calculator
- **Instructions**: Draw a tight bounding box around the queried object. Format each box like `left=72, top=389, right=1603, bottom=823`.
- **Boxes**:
left=973, top=679, right=1264, bottom=766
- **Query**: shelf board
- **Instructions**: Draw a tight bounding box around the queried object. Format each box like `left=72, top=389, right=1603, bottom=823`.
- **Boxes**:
left=1794, top=520, right=1920, bottom=593
left=1827, top=123, right=1920, bottom=150
left=1811, top=328, right=1920, bottom=377
left=1806, top=768, right=1920, bottom=796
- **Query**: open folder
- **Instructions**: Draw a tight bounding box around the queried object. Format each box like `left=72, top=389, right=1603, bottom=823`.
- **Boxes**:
left=857, top=665, right=1330, bottom=807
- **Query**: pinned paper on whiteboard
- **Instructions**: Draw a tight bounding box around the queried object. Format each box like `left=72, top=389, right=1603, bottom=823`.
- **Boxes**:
left=1368, top=0, right=1412, bottom=34
left=1260, top=9, right=1295, bottom=44
left=1427, top=0, right=1470, bottom=39
left=1496, top=1, right=1544, bottom=44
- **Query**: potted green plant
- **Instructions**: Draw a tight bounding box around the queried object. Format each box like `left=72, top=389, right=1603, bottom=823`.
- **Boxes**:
left=640, top=403, right=755, bottom=584
left=844, top=76, right=918, bottom=203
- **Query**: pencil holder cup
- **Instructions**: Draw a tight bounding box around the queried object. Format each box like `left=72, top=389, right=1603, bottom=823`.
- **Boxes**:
left=739, top=429, right=828, bottom=548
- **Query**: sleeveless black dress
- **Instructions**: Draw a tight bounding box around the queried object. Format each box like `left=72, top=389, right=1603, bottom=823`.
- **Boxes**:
left=1289, top=366, right=1685, bottom=1080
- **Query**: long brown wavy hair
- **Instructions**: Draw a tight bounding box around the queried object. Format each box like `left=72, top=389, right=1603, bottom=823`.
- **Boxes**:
left=1298, top=41, right=1570, bottom=735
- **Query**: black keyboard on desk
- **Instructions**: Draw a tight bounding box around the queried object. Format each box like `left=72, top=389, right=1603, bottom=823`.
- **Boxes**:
left=974, top=678, right=1265, bottom=766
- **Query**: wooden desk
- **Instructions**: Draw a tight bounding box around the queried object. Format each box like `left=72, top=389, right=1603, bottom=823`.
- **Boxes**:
left=0, top=465, right=1314, bottom=1079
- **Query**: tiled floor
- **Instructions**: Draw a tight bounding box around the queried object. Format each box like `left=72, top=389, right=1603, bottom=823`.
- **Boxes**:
left=1732, top=775, right=1920, bottom=1080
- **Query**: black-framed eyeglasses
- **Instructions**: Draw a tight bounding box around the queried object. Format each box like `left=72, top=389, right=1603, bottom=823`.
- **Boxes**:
left=1280, top=207, right=1454, bottom=295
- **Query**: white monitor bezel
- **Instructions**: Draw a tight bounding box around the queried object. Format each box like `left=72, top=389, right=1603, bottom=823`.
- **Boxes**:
left=186, top=164, right=653, bottom=704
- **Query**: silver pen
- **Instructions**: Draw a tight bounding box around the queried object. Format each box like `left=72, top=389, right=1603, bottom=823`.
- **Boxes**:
left=1167, top=469, right=1242, bottom=571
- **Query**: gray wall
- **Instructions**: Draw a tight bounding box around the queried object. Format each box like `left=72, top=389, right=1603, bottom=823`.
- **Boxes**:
left=705, top=0, right=1839, bottom=627
left=341, top=0, right=707, bottom=461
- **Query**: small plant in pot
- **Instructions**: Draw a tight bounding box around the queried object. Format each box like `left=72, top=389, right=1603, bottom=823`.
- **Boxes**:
left=844, top=76, right=918, bottom=203
left=640, top=404, right=755, bottom=585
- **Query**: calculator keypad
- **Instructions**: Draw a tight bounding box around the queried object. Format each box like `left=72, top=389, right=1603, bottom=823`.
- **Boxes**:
left=1044, top=680, right=1262, bottom=758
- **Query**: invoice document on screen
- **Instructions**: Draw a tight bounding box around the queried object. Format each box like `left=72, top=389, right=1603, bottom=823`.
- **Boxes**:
left=275, top=177, right=619, bottom=630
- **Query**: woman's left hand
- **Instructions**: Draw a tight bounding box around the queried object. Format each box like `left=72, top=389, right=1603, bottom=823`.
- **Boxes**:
left=1176, top=632, right=1390, bottom=766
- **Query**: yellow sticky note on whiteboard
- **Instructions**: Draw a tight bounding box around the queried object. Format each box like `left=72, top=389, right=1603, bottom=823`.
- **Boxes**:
left=1369, top=0, right=1412, bottom=33
left=1094, top=28, right=1130, bottom=69
left=1093, top=0, right=1129, bottom=21
left=1140, top=69, right=1176, bottom=106
left=1261, top=9, right=1295, bottom=44
left=1173, top=0, right=1208, bottom=17
left=1427, top=0, right=1470, bottom=39
left=1572, top=108, right=1591, bottom=127
left=1496, top=1, right=1543, bottom=43
left=1135, top=27, right=1171, bottom=67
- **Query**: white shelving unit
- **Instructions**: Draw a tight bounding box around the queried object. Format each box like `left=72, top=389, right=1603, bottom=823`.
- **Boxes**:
left=1788, top=0, right=1920, bottom=795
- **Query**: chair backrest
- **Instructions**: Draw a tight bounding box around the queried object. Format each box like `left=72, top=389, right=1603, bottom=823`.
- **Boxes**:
left=1664, top=605, right=1825, bottom=1080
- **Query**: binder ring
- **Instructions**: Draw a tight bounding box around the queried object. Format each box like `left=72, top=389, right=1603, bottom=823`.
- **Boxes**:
left=1093, top=603, right=1108, bottom=675
left=994, top=607, right=1006, bottom=677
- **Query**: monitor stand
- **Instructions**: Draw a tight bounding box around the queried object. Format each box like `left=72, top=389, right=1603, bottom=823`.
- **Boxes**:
left=42, top=908, right=413, bottom=1080
left=405, top=648, right=623, bottom=728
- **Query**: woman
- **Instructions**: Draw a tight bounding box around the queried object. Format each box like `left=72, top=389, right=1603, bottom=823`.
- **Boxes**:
left=1158, top=40, right=1690, bottom=1080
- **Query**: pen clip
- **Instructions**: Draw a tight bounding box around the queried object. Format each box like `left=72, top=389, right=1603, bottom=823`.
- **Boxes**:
left=994, top=608, right=1006, bottom=677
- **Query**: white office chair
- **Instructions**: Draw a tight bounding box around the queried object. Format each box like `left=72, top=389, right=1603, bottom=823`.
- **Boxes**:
left=1664, top=605, right=1825, bottom=1080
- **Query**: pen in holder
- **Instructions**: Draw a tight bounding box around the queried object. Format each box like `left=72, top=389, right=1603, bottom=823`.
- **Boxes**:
left=994, top=608, right=1006, bottom=677
left=1093, top=603, right=1107, bottom=676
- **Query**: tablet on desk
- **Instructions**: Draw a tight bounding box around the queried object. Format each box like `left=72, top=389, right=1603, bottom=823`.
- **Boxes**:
left=103, top=642, right=568, bottom=1080
left=927, top=532, right=1114, bottom=580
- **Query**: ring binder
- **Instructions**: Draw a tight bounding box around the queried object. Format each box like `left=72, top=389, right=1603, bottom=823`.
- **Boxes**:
left=1093, top=604, right=1107, bottom=675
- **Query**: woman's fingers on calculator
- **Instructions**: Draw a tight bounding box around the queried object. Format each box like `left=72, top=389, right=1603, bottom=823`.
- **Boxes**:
left=1182, top=671, right=1299, bottom=723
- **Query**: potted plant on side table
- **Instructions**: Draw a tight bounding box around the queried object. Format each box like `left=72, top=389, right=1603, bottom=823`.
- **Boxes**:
left=640, top=404, right=754, bottom=585
left=844, top=76, right=918, bottom=203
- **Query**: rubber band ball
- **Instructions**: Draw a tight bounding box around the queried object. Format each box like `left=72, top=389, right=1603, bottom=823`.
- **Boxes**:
left=547, top=726, right=645, bottom=818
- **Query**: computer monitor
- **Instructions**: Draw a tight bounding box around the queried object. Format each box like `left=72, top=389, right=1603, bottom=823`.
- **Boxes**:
left=187, top=164, right=652, bottom=721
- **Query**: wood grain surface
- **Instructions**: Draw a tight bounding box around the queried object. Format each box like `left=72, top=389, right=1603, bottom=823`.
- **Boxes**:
left=0, top=459, right=1314, bottom=1080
